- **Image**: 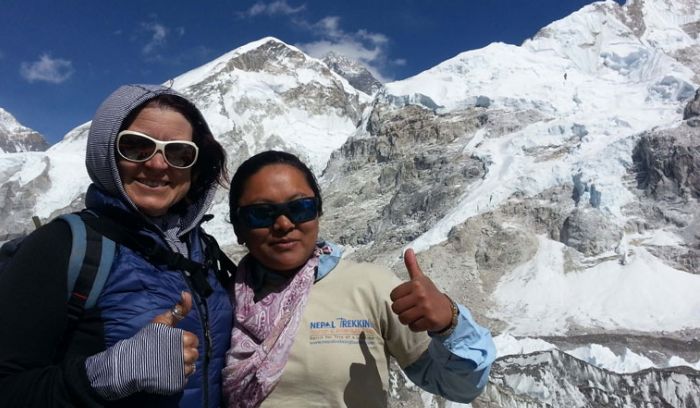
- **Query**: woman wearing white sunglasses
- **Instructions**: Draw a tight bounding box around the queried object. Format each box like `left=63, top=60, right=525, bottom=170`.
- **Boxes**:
left=0, top=84, right=232, bottom=407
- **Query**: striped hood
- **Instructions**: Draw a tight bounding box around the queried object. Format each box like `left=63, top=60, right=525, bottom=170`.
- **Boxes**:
left=85, top=84, right=217, bottom=237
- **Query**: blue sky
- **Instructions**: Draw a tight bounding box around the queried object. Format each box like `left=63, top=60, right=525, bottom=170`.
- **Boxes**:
left=0, top=0, right=619, bottom=144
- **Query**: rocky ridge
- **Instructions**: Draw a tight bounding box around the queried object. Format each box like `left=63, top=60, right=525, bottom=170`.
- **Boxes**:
left=322, top=51, right=383, bottom=95
left=0, top=107, right=48, bottom=153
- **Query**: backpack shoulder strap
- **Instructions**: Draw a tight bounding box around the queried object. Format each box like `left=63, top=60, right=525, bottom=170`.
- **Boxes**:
left=58, top=213, right=116, bottom=321
left=81, top=210, right=219, bottom=297
left=200, top=231, right=236, bottom=287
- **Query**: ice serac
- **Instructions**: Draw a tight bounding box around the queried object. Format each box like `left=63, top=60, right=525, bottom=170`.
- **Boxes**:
left=0, top=107, right=48, bottom=153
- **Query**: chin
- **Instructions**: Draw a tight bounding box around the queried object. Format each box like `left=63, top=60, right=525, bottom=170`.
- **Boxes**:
left=136, top=203, right=170, bottom=217
left=268, top=257, right=308, bottom=274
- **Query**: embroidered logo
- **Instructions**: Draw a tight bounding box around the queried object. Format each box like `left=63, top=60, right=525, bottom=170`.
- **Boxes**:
left=309, top=317, right=379, bottom=345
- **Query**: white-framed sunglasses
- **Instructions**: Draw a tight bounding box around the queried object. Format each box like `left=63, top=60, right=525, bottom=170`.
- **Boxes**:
left=116, top=130, right=199, bottom=169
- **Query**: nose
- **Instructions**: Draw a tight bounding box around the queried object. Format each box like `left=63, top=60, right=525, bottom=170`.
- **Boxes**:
left=144, top=151, right=169, bottom=170
left=272, top=214, right=295, bottom=233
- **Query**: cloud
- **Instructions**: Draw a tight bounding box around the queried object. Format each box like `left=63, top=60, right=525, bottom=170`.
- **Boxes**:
left=141, top=22, right=168, bottom=55
left=20, top=54, right=74, bottom=84
left=295, top=16, right=397, bottom=82
left=134, top=20, right=186, bottom=62
left=237, top=0, right=305, bottom=18
left=233, top=3, right=400, bottom=81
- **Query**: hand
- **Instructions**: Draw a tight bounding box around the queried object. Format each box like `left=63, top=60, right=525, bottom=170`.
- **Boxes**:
left=152, top=292, right=199, bottom=377
left=390, top=249, right=453, bottom=332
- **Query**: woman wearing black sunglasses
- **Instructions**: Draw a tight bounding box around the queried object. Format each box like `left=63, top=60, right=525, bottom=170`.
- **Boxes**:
left=223, top=151, right=495, bottom=408
left=0, top=84, right=232, bottom=407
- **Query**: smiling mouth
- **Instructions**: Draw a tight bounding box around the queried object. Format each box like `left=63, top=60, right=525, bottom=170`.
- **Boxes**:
left=270, top=240, right=298, bottom=248
left=137, top=179, right=169, bottom=188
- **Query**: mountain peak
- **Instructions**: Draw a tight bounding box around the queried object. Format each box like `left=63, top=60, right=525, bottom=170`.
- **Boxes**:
left=234, top=36, right=297, bottom=55
left=321, top=52, right=382, bottom=95
left=0, top=107, right=48, bottom=153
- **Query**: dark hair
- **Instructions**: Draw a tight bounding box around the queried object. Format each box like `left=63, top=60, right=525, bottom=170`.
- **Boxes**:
left=119, top=94, right=228, bottom=203
left=229, top=150, right=322, bottom=234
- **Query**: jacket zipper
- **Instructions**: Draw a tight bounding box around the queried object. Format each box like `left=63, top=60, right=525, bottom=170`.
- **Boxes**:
left=157, top=229, right=213, bottom=408
left=182, top=269, right=212, bottom=408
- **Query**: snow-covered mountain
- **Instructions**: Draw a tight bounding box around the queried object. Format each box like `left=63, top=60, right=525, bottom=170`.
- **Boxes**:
left=1, top=0, right=699, bottom=405
left=0, top=107, right=48, bottom=153
left=0, top=37, right=368, bottom=241
left=319, top=0, right=700, bottom=404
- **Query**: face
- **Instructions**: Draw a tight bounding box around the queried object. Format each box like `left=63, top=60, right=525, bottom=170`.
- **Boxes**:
left=237, top=164, right=320, bottom=274
left=117, top=106, right=194, bottom=217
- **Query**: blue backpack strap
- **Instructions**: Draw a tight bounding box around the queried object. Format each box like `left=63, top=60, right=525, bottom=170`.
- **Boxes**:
left=86, top=236, right=115, bottom=309
left=58, top=213, right=116, bottom=320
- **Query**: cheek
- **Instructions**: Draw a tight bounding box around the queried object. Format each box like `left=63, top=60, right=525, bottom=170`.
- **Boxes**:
left=240, top=228, right=265, bottom=247
left=300, top=221, right=320, bottom=247
left=177, top=168, right=192, bottom=182
left=117, top=160, right=135, bottom=182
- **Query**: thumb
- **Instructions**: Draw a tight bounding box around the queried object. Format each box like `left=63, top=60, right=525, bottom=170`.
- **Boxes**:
left=152, top=291, right=193, bottom=327
left=403, top=248, right=425, bottom=280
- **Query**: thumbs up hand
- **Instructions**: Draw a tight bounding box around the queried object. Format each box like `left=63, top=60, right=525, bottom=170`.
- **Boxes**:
left=152, top=291, right=199, bottom=377
left=85, top=291, right=202, bottom=399
left=390, top=249, right=453, bottom=333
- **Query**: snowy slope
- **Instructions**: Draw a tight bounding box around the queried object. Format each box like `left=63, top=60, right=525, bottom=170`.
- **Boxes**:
left=171, top=37, right=368, bottom=173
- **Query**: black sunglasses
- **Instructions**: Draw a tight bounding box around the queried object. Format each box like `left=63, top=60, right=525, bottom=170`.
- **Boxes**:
left=116, top=130, right=199, bottom=169
left=237, top=197, right=319, bottom=229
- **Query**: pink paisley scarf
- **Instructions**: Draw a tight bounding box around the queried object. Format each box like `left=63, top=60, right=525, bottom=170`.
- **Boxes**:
left=222, top=248, right=323, bottom=408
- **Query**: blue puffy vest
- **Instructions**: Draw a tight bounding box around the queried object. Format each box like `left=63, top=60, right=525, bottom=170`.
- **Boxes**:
left=90, top=191, right=233, bottom=407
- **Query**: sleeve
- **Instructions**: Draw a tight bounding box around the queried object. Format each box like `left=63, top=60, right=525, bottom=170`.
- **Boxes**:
left=0, top=221, right=107, bottom=407
left=402, top=303, right=496, bottom=403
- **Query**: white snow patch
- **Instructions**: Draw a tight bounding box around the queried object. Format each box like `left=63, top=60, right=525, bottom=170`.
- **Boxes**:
left=566, top=344, right=657, bottom=373
left=492, top=236, right=700, bottom=335
left=494, top=333, right=558, bottom=357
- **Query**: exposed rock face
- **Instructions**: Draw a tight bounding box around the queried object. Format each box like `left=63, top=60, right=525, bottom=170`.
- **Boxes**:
left=390, top=347, right=700, bottom=407
left=633, top=131, right=700, bottom=201
left=479, top=349, right=700, bottom=408
left=0, top=108, right=48, bottom=153
left=0, top=155, right=84, bottom=241
left=560, top=208, right=623, bottom=256
left=321, top=100, right=488, bottom=260
left=224, top=41, right=365, bottom=122
left=0, top=158, right=51, bottom=241
left=684, top=88, right=700, bottom=123
left=629, top=121, right=700, bottom=274
left=322, top=51, right=383, bottom=95
left=0, top=132, right=48, bottom=153
left=411, top=215, right=539, bottom=334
